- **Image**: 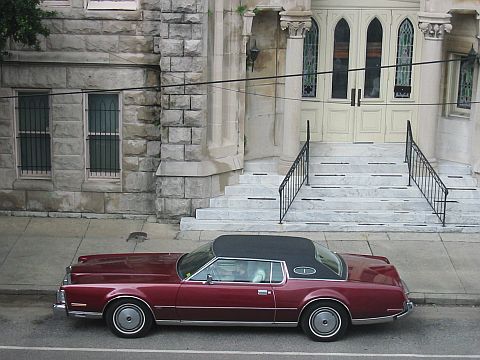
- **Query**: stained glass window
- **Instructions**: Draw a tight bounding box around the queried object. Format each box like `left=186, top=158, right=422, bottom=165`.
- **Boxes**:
left=395, top=19, right=414, bottom=98
left=302, top=19, right=319, bottom=97
left=364, top=18, right=383, bottom=98
left=457, top=56, right=473, bottom=109
left=332, top=19, right=350, bottom=99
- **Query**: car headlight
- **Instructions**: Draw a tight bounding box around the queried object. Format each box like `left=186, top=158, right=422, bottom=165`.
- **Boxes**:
left=56, top=290, right=66, bottom=304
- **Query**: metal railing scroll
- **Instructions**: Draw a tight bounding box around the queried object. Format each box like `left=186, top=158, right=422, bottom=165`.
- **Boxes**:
left=405, top=120, right=448, bottom=226
left=279, top=121, right=310, bottom=224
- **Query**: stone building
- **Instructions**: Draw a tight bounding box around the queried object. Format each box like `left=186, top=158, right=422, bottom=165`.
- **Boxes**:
left=0, top=0, right=479, bottom=225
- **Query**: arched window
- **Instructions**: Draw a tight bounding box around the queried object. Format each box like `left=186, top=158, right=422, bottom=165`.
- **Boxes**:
left=364, top=18, right=383, bottom=98
left=395, top=19, right=414, bottom=98
left=302, top=19, right=319, bottom=97
left=332, top=19, right=350, bottom=99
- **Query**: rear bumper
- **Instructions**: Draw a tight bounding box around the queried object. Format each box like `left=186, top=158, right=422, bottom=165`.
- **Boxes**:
left=351, top=299, right=414, bottom=325
left=52, top=303, right=102, bottom=319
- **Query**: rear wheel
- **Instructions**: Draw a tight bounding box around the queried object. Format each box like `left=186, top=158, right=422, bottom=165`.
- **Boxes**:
left=105, top=299, right=153, bottom=338
left=301, top=301, right=349, bottom=342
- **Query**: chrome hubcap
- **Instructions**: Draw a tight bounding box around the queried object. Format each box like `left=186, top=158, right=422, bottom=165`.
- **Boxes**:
left=114, top=304, right=145, bottom=333
left=310, top=307, right=340, bottom=337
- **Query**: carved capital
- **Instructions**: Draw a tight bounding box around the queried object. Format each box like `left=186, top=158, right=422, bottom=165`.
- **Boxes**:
left=418, top=22, right=452, bottom=40
left=418, top=12, right=452, bottom=40
left=279, top=11, right=312, bottom=39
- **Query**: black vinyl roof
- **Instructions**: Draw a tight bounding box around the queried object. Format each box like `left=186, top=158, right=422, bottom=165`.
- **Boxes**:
left=212, top=235, right=343, bottom=280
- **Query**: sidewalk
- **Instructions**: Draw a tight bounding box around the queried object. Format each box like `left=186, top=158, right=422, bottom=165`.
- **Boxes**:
left=0, top=216, right=479, bottom=305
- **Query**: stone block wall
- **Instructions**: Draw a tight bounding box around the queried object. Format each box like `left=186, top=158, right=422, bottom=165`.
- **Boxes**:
left=0, top=0, right=162, bottom=218
left=155, top=0, right=244, bottom=222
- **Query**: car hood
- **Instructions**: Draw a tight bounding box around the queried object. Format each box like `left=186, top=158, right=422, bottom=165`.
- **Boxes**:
left=70, top=253, right=184, bottom=284
left=340, top=253, right=402, bottom=286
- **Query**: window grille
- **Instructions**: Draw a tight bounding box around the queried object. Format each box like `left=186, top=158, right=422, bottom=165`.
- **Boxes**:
left=86, top=0, right=137, bottom=10
left=16, top=92, right=51, bottom=176
left=86, top=94, right=120, bottom=178
left=302, top=20, right=319, bottom=97
left=332, top=19, right=350, bottom=99
left=457, top=56, right=473, bottom=109
left=394, top=19, right=414, bottom=98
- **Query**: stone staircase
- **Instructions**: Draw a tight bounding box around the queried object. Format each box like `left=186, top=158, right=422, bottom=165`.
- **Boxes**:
left=180, top=143, right=480, bottom=232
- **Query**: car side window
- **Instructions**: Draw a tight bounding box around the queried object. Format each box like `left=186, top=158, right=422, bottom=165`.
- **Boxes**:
left=271, top=262, right=284, bottom=283
left=190, top=259, right=272, bottom=283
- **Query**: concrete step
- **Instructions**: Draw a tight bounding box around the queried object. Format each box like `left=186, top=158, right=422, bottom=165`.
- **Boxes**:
left=195, top=208, right=443, bottom=223
left=309, top=143, right=405, bottom=157
left=309, top=163, right=408, bottom=173
left=180, top=217, right=480, bottom=233
left=210, top=196, right=433, bottom=211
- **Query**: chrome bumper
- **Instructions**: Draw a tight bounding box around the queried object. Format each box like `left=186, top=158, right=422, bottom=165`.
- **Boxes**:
left=351, top=300, right=414, bottom=325
left=397, top=300, right=414, bottom=320
left=53, top=304, right=67, bottom=317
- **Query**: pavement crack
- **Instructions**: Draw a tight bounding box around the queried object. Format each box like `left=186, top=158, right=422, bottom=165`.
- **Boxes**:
left=441, top=239, right=467, bottom=294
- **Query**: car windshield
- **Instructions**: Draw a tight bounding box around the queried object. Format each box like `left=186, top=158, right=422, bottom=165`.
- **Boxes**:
left=177, top=243, right=215, bottom=279
left=314, top=242, right=343, bottom=276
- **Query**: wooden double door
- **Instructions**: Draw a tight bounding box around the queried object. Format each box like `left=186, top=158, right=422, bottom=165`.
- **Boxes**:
left=301, top=9, right=420, bottom=143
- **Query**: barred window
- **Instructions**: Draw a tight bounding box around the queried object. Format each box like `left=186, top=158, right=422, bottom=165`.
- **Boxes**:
left=394, top=19, right=414, bottom=98
left=457, top=56, right=474, bottom=109
left=16, top=92, right=51, bottom=177
left=302, top=19, right=319, bottom=97
left=86, top=94, right=121, bottom=178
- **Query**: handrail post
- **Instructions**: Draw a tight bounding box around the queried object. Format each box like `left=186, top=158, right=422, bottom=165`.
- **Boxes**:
left=306, top=120, right=310, bottom=186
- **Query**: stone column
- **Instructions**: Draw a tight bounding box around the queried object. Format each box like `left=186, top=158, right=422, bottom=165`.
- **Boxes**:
left=417, top=13, right=452, bottom=164
left=278, top=11, right=311, bottom=174
left=470, top=14, right=480, bottom=180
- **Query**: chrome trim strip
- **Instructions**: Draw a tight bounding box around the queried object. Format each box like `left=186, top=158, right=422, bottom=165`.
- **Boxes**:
left=155, top=320, right=298, bottom=327
left=68, top=311, right=103, bottom=319
left=352, top=300, right=414, bottom=325
left=70, top=303, right=87, bottom=307
left=154, top=305, right=176, bottom=309
left=176, top=306, right=277, bottom=311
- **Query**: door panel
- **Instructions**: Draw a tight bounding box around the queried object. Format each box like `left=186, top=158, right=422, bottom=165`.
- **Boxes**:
left=176, top=282, right=275, bottom=322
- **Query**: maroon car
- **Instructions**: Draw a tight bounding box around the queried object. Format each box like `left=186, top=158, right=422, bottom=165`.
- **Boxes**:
left=53, top=235, right=413, bottom=341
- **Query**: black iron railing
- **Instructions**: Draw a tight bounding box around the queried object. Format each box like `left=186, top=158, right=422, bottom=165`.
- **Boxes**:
left=279, top=121, right=310, bottom=224
left=405, top=120, right=448, bottom=226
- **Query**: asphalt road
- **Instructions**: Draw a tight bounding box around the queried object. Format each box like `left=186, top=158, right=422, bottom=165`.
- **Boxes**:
left=0, top=295, right=479, bottom=360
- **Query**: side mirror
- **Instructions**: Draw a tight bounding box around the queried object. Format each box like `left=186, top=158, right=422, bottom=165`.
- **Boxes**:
left=206, top=274, right=213, bottom=285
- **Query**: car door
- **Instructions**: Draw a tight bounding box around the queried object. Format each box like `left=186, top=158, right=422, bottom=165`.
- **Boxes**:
left=175, top=258, right=275, bottom=323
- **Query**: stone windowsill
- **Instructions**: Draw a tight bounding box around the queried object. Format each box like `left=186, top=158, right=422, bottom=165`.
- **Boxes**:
left=14, top=178, right=54, bottom=191
left=82, top=178, right=122, bottom=192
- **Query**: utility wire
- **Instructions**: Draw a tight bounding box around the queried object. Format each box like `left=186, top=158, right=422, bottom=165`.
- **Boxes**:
left=0, top=48, right=476, bottom=108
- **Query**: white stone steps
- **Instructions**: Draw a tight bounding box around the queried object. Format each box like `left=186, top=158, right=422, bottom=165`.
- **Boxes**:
left=210, top=196, right=432, bottom=212
left=195, top=208, right=441, bottom=223
left=309, top=143, right=406, bottom=157
left=180, top=217, right=468, bottom=233
left=309, top=163, right=408, bottom=173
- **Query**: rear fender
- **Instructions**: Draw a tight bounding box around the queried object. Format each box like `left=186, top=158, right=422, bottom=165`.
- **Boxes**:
left=299, top=290, right=352, bottom=322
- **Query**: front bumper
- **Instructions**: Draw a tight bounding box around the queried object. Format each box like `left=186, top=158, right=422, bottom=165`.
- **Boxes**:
left=53, top=303, right=67, bottom=317
left=397, top=300, right=414, bottom=320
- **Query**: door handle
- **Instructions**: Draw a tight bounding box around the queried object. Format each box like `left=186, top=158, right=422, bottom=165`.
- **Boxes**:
left=350, top=88, right=356, bottom=107
left=357, top=89, right=362, bottom=107
left=257, top=289, right=271, bottom=296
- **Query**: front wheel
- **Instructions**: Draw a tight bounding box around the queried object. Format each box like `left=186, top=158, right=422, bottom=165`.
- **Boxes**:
left=301, top=301, right=349, bottom=342
left=105, top=299, right=153, bottom=338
